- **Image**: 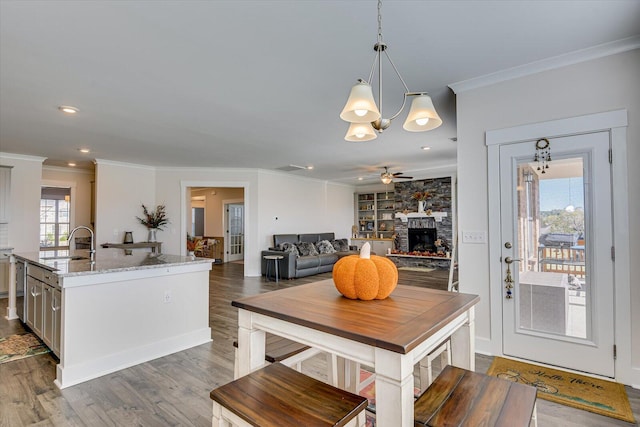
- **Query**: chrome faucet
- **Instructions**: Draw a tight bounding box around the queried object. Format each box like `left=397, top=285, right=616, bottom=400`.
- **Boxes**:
left=68, top=225, right=96, bottom=262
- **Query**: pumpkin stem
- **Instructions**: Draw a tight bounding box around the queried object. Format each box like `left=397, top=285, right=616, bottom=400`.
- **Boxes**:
left=360, top=242, right=371, bottom=259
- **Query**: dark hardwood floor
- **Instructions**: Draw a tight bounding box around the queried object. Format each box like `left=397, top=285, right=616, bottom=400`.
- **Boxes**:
left=1, top=263, right=638, bottom=426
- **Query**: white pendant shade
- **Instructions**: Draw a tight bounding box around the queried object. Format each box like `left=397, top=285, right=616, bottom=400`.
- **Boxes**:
left=402, top=94, right=443, bottom=131
left=340, top=81, right=381, bottom=123
left=344, top=122, right=377, bottom=142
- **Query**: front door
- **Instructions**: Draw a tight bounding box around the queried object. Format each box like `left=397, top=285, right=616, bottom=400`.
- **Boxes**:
left=499, top=131, right=614, bottom=377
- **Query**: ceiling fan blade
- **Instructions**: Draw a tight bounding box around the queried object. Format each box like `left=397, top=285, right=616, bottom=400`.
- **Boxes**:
left=395, top=175, right=413, bottom=179
left=392, top=172, right=404, bottom=176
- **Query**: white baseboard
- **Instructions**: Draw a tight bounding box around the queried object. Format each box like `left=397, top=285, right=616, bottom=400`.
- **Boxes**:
left=55, top=327, right=211, bottom=389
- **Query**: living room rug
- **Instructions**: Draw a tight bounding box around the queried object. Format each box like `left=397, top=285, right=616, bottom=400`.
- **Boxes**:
left=398, top=266, right=435, bottom=273
left=487, top=356, right=635, bottom=423
left=0, top=332, right=50, bottom=364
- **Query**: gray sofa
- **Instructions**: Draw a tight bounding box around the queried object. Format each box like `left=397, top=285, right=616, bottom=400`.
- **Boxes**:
left=261, top=233, right=358, bottom=279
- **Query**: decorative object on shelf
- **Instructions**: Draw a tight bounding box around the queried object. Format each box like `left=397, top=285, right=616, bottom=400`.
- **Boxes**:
left=534, top=137, right=551, bottom=173
left=136, top=204, right=169, bottom=242
left=379, top=222, right=386, bottom=231
left=332, top=242, right=398, bottom=300
left=123, top=231, right=134, bottom=244
left=411, top=191, right=430, bottom=213
left=339, top=0, right=442, bottom=141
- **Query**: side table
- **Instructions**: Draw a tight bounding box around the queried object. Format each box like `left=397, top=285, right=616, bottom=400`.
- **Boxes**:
left=263, top=255, right=284, bottom=283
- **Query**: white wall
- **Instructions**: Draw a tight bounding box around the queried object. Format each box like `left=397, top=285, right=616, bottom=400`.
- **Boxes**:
left=94, top=160, right=156, bottom=245
left=153, top=168, right=355, bottom=276
left=0, top=153, right=45, bottom=252
left=455, top=49, right=639, bottom=384
left=42, top=166, right=94, bottom=230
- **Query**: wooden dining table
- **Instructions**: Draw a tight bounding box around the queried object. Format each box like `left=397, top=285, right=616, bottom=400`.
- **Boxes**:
left=232, top=279, right=480, bottom=427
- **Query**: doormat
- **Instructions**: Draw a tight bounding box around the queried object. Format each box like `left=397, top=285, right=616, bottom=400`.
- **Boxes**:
left=487, top=356, right=635, bottom=423
left=0, top=332, right=50, bottom=364
left=398, top=266, right=435, bottom=273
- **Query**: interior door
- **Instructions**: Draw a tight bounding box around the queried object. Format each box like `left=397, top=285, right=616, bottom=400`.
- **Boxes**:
left=500, top=131, right=614, bottom=377
left=226, top=203, right=244, bottom=262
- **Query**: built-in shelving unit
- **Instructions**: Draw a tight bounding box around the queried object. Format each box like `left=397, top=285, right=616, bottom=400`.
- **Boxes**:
left=355, top=191, right=395, bottom=239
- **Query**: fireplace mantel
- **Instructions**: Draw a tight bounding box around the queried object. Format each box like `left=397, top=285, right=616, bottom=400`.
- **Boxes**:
left=395, top=212, right=447, bottom=223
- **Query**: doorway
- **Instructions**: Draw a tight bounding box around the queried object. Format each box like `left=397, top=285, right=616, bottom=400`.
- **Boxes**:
left=498, top=131, right=614, bottom=377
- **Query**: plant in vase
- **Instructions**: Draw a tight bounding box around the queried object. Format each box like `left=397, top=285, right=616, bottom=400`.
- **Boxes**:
left=136, top=204, right=169, bottom=242
left=411, top=191, right=430, bottom=213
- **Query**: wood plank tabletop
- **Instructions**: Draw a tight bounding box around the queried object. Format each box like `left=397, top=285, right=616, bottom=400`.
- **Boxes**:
left=232, top=279, right=480, bottom=354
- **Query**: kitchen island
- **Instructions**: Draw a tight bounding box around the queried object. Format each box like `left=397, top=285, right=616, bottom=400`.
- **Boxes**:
left=12, top=249, right=213, bottom=389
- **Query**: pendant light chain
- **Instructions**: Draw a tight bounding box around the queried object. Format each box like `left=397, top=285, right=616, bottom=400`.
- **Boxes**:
left=377, top=0, right=383, bottom=43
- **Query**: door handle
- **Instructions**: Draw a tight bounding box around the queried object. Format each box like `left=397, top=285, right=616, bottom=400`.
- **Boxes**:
left=504, top=257, right=521, bottom=264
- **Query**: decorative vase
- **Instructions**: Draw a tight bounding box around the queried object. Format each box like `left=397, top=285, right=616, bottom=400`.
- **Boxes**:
left=148, top=228, right=158, bottom=242
left=418, top=200, right=426, bottom=213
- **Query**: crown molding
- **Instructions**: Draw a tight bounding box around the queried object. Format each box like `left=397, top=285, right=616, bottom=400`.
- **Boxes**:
left=449, top=36, right=640, bottom=94
left=0, top=152, right=47, bottom=163
left=94, top=158, right=156, bottom=171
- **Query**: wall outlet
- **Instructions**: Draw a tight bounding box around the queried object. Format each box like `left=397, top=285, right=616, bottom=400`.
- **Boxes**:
left=462, top=231, right=486, bottom=244
left=163, top=290, right=172, bottom=303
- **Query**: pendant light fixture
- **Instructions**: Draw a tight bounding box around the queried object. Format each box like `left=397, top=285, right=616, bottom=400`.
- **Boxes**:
left=340, top=0, right=442, bottom=141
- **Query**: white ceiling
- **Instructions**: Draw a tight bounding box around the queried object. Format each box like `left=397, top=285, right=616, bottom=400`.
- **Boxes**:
left=1, top=1, right=639, bottom=185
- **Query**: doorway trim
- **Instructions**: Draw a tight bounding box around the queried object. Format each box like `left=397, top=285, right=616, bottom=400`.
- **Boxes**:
left=486, top=109, right=631, bottom=383
left=180, top=180, right=249, bottom=268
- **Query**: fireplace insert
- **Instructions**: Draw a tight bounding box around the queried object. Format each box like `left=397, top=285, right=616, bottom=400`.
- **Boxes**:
left=408, top=228, right=437, bottom=252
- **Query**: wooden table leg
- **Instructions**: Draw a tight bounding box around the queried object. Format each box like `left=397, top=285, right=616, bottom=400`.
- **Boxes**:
left=236, top=310, right=266, bottom=378
left=374, top=348, right=415, bottom=427
left=450, top=306, right=475, bottom=371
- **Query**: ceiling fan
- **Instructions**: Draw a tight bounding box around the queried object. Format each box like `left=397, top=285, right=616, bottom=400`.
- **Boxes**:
left=381, top=166, right=413, bottom=184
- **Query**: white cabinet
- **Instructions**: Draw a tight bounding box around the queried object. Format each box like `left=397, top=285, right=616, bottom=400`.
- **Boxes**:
left=25, top=263, right=61, bottom=357
left=0, top=166, right=10, bottom=224
left=26, top=276, right=44, bottom=336
left=0, top=253, right=9, bottom=295
left=42, top=285, right=61, bottom=357
left=351, top=238, right=393, bottom=255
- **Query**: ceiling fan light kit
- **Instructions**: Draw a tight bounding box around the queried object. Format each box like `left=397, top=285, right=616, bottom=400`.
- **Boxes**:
left=340, top=0, right=442, bottom=141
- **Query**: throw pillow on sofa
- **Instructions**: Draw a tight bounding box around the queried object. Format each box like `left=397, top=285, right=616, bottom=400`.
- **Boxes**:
left=296, top=241, right=319, bottom=256
left=316, top=240, right=337, bottom=254
left=278, top=242, right=300, bottom=256
left=331, top=238, right=349, bottom=252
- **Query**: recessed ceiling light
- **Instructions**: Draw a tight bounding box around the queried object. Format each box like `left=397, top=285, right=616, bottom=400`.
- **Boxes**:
left=58, top=105, right=79, bottom=114
left=78, top=148, right=90, bottom=153
left=68, top=162, right=76, bottom=167
left=306, top=165, right=314, bottom=170
left=421, top=146, right=432, bottom=150
left=358, top=177, right=364, bottom=181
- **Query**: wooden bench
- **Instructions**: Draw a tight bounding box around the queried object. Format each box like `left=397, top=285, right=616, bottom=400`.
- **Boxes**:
left=211, top=362, right=368, bottom=427
left=414, top=365, right=537, bottom=427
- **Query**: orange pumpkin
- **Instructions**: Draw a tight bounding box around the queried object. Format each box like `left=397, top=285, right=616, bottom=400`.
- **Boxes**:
left=332, top=242, right=398, bottom=300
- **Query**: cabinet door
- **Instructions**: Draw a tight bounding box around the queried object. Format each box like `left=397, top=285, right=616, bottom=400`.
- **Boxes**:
left=372, top=240, right=392, bottom=255
left=0, top=167, right=10, bottom=223
left=25, top=276, right=37, bottom=328
left=42, top=285, right=54, bottom=348
left=52, top=288, right=62, bottom=357
left=0, top=257, right=8, bottom=294
left=33, top=281, right=44, bottom=336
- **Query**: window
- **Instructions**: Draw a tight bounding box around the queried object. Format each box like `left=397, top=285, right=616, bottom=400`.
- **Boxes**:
left=40, top=187, right=70, bottom=249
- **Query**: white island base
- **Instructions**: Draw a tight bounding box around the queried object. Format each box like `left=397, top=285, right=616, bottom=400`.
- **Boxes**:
left=55, top=259, right=212, bottom=388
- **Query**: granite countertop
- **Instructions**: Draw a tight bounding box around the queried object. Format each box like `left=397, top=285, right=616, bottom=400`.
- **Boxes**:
left=13, top=248, right=213, bottom=277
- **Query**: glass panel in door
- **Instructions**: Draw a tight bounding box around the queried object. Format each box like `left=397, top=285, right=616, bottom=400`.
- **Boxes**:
left=517, top=160, right=587, bottom=339
left=227, top=203, right=244, bottom=261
